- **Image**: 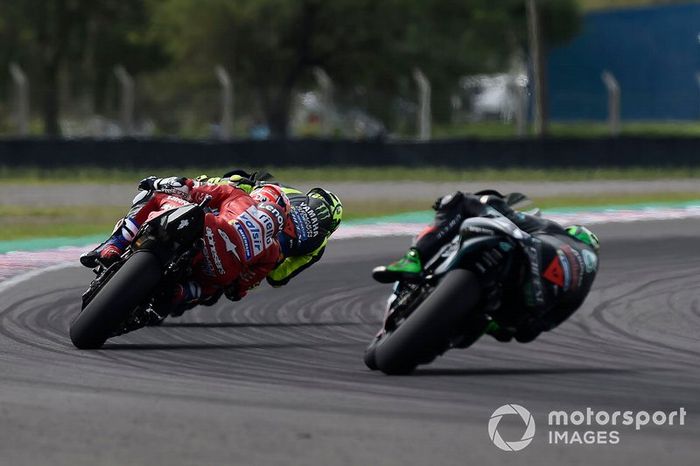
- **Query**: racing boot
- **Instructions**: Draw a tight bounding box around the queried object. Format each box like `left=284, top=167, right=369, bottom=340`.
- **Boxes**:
left=168, top=282, right=202, bottom=317
left=484, top=321, right=514, bottom=342
left=79, top=218, right=139, bottom=268
left=372, top=248, right=423, bottom=283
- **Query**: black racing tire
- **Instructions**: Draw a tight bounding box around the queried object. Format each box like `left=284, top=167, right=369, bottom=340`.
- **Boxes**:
left=373, top=269, right=481, bottom=375
left=363, top=337, right=380, bottom=370
left=70, top=251, right=163, bottom=349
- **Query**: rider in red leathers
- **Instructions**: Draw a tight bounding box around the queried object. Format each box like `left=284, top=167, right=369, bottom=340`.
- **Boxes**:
left=80, top=177, right=290, bottom=308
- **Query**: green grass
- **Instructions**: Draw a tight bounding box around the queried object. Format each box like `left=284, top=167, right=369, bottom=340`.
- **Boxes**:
left=4, top=165, right=700, bottom=184
left=3, top=192, right=700, bottom=241
left=0, top=205, right=123, bottom=241
left=433, top=121, right=700, bottom=139
left=345, top=192, right=700, bottom=221
left=532, top=192, right=700, bottom=209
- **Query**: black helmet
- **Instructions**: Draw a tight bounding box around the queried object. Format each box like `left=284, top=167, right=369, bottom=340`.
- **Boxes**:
left=307, top=187, right=343, bottom=233
left=280, top=190, right=340, bottom=256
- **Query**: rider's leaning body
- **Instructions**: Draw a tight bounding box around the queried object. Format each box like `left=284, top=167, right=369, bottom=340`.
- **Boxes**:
left=80, top=177, right=289, bottom=305
left=373, top=191, right=600, bottom=343
left=194, top=171, right=343, bottom=287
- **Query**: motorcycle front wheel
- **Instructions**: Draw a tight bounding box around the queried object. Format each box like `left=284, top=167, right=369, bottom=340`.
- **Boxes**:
left=372, top=268, right=482, bottom=375
left=70, top=251, right=162, bottom=349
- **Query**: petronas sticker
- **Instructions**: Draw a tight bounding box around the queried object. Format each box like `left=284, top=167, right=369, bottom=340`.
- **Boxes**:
left=561, top=245, right=582, bottom=291
left=556, top=251, right=572, bottom=291
left=582, top=249, right=599, bottom=273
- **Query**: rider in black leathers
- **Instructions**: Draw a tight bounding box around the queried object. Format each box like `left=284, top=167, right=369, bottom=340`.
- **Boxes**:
left=372, top=191, right=600, bottom=343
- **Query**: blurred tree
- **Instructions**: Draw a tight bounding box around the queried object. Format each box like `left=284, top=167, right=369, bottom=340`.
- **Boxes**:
left=0, top=0, right=579, bottom=137
left=150, top=0, right=581, bottom=137
left=0, top=0, right=165, bottom=136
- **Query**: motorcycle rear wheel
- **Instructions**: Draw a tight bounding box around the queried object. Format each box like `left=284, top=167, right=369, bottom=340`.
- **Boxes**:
left=70, top=251, right=162, bottom=349
left=373, top=268, right=481, bottom=375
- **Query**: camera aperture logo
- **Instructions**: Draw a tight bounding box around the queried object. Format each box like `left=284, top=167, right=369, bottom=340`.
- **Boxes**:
left=488, top=404, right=687, bottom=450
left=488, top=404, right=536, bottom=451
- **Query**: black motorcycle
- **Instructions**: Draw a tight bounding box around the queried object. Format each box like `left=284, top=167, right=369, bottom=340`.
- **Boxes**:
left=364, top=193, right=536, bottom=375
left=69, top=195, right=210, bottom=349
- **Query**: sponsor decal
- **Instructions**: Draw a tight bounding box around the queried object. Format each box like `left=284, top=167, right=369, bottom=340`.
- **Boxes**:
left=237, top=211, right=264, bottom=256
left=162, top=194, right=191, bottom=205
left=582, top=249, right=599, bottom=273
left=261, top=203, right=284, bottom=226
left=234, top=206, right=279, bottom=258
left=436, top=214, right=462, bottom=241
left=256, top=210, right=276, bottom=246
left=524, top=241, right=545, bottom=307
left=562, top=245, right=583, bottom=290
left=464, top=226, right=496, bottom=236
left=234, top=222, right=253, bottom=261
left=543, top=257, right=565, bottom=288
left=177, top=219, right=189, bottom=230
left=218, top=229, right=240, bottom=261
left=205, top=227, right=226, bottom=276
left=199, top=237, right=216, bottom=278
left=289, top=203, right=321, bottom=241
left=556, top=251, right=572, bottom=291
left=290, top=209, right=308, bottom=240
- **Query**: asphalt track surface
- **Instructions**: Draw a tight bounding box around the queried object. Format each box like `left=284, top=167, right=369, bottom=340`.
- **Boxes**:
left=1, top=219, right=700, bottom=465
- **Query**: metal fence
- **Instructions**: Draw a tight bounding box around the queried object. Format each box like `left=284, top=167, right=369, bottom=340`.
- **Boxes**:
left=3, top=4, right=700, bottom=141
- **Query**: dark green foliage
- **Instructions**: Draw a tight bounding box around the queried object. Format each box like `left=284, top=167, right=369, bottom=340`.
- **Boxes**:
left=0, top=0, right=581, bottom=136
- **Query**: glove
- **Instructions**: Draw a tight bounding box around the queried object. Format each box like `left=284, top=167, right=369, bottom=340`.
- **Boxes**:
left=195, top=174, right=226, bottom=185
left=139, top=176, right=190, bottom=199
left=224, top=169, right=274, bottom=193
left=224, top=282, right=244, bottom=302
left=138, top=175, right=158, bottom=191
left=199, top=289, right=224, bottom=307
left=228, top=174, right=256, bottom=193
left=194, top=173, right=254, bottom=193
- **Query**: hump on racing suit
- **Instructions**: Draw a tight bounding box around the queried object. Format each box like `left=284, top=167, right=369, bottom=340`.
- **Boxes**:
left=167, top=179, right=287, bottom=300
left=193, top=170, right=343, bottom=287
left=377, top=189, right=600, bottom=343
left=471, top=191, right=600, bottom=342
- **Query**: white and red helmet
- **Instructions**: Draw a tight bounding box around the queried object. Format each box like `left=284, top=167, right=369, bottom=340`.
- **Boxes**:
left=251, top=184, right=291, bottom=217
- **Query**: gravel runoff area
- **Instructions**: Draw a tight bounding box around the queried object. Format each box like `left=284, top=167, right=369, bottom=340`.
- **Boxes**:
left=1, top=179, right=699, bottom=206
